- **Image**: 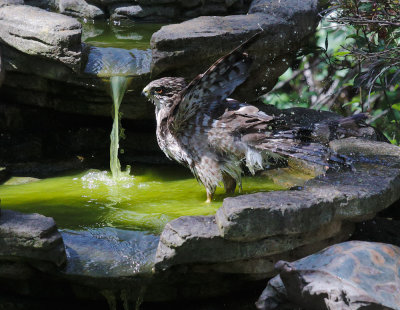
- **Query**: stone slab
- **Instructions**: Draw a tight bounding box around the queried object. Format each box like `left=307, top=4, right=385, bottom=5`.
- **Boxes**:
left=216, top=162, right=400, bottom=241
left=59, top=0, right=105, bottom=19
left=155, top=214, right=352, bottom=270
left=0, top=5, right=81, bottom=71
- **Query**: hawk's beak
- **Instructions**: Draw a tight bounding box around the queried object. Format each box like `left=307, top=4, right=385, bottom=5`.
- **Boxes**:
left=142, top=86, right=149, bottom=97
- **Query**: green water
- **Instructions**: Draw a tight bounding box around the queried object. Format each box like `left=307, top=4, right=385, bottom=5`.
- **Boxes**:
left=0, top=165, right=284, bottom=234
left=82, top=21, right=165, bottom=50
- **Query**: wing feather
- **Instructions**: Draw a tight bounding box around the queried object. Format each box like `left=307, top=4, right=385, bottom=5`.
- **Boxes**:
left=168, top=32, right=262, bottom=132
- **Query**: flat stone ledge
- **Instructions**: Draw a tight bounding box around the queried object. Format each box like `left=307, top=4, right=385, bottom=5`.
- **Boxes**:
left=0, top=5, right=82, bottom=71
left=216, top=142, right=400, bottom=242
left=0, top=209, right=66, bottom=268
left=155, top=216, right=352, bottom=271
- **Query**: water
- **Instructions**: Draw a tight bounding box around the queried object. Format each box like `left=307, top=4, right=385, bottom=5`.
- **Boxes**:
left=82, top=22, right=156, bottom=179
left=0, top=164, right=285, bottom=234
left=81, top=20, right=164, bottom=50
left=110, top=76, right=130, bottom=178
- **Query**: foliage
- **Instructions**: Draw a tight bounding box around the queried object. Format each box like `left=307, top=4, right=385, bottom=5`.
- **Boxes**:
left=263, top=0, right=400, bottom=144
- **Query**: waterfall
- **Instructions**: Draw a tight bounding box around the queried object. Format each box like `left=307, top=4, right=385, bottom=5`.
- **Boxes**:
left=84, top=46, right=152, bottom=179
left=109, top=76, right=129, bottom=179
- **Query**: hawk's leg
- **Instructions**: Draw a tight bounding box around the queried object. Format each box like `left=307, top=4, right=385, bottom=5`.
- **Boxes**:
left=223, top=173, right=236, bottom=195
left=206, top=189, right=215, bottom=203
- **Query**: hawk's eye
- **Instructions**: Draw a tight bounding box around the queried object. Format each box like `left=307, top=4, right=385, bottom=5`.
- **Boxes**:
left=153, top=87, right=164, bottom=94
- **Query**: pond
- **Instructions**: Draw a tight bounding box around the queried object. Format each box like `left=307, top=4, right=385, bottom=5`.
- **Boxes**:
left=0, top=164, right=284, bottom=235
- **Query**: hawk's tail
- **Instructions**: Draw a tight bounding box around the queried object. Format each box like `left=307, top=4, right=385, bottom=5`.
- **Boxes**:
left=253, top=139, right=352, bottom=172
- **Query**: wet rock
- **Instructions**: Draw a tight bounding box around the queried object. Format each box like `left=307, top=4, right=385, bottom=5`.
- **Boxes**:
left=256, top=241, right=400, bottom=310
left=0, top=5, right=82, bottom=71
left=0, top=210, right=66, bottom=268
left=150, top=0, right=319, bottom=101
left=59, top=0, right=105, bottom=19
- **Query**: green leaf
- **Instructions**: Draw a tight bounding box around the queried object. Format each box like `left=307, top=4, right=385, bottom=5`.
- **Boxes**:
left=392, top=103, right=400, bottom=111
left=333, top=51, right=350, bottom=56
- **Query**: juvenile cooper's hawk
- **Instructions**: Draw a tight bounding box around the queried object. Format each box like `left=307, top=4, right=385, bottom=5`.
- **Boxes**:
left=142, top=33, right=370, bottom=202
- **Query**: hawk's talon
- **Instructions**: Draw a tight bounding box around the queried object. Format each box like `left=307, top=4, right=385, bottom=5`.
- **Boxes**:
left=206, top=192, right=213, bottom=203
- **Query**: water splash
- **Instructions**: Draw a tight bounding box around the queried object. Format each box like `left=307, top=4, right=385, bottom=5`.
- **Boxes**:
left=110, top=76, right=130, bottom=179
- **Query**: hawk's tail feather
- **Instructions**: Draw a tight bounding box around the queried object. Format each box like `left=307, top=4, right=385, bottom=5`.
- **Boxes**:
left=253, top=139, right=352, bottom=172
left=273, top=113, right=369, bottom=143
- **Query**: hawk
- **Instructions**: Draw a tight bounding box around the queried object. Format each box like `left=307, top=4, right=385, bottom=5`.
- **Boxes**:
left=142, top=33, right=369, bottom=202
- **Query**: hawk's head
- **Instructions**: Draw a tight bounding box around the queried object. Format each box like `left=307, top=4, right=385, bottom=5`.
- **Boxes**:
left=142, top=77, right=187, bottom=110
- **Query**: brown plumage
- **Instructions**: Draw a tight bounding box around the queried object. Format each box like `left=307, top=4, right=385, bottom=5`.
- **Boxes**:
left=142, top=32, right=371, bottom=202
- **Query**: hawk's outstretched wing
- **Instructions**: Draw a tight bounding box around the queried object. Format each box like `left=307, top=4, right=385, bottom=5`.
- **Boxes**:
left=168, top=32, right=262, bottom=132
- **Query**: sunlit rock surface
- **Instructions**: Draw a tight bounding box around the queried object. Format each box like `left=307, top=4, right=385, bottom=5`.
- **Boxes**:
left=59, top=0, right=105, bottom=19
left=0, top=5, right=82, bottom=71
left=256, top=241, right=400, bottom=310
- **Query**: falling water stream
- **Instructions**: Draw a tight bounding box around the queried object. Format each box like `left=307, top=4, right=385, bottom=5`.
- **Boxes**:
left=109, top=76, right=130, bottom=179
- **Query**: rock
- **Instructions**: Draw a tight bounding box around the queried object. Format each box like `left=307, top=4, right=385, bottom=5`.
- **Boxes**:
left=256, top=241, right=400, bottom=310
left=155, top=216, right=353, bottom=271
left=59, top=0, right=105, bottom=19
left=0, top=0, right=23, bottom=7
left=330, top=137, right=400, bottom=157
left=216, top=162, right=400, bottom=242
left=150, top=0, right=319, bottom=101
left=154, top=139, right=400, bottom=278
left=0, top=5, right=82, bottom=71
left=110, top=4, right=178, bottom=22
left=0, top=210, right=66, bottom=268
